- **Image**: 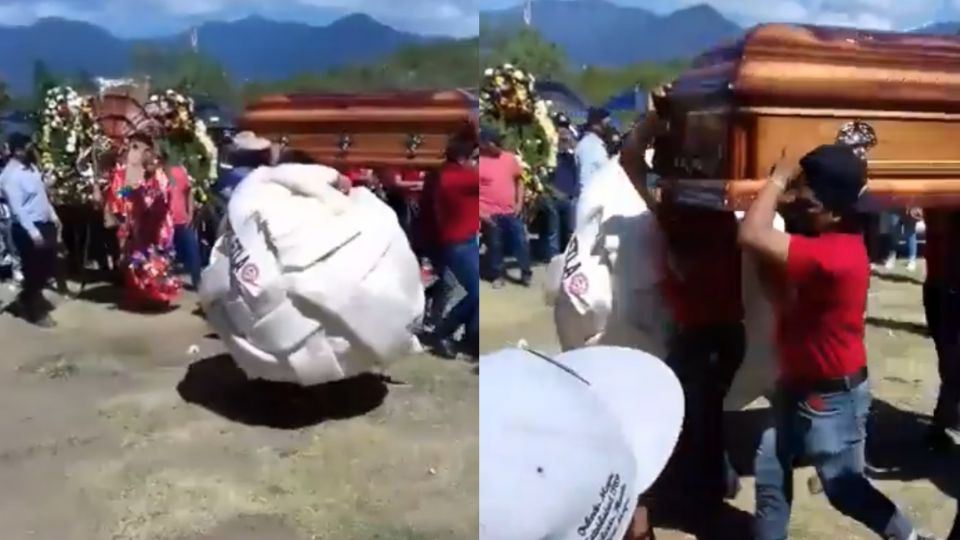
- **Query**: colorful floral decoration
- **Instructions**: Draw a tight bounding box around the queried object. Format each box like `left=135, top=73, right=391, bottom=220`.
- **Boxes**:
left=480, top=64, right=559, bottom=203
left=146, top=89, right=218, bottom=204
left=37, top=86, right=110, bottom=205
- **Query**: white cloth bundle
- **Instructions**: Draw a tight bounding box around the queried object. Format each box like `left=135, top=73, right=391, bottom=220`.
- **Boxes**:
left=548, top=161, right=780, bottom=410
left=199, top=164, right=425, bottom=386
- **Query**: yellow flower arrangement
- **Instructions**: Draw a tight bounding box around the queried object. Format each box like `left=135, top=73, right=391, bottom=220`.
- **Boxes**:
left=480, top=64, right=560, bottom=205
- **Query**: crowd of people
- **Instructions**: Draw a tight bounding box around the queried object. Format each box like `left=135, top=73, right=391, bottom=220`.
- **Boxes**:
left=0, top=127, right=482, bottom=363
left=479, top=97, right=960, bottom=539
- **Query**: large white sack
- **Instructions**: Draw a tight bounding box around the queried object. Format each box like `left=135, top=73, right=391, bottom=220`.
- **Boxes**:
left=549, top=160, right=671, bottom=360
left=199, top=164, right=425, bottom=386
left=548, top=161, right=779, bottom=410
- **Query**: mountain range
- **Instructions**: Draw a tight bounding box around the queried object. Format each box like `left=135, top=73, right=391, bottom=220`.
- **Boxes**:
left=481, top=0, right=960, bottom=67
left=0, top=14, right=432, bottom=94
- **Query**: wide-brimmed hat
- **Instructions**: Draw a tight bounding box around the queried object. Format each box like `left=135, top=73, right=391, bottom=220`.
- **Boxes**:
left=232, top=131, right=272, bottom=152
left=480, top=346, right=684, bottom=540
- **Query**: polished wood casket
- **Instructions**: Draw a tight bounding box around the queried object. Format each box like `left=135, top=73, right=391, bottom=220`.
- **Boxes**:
left=238, top=90, right=476, bottom=169
left=655, top=24, right=960, bottom=209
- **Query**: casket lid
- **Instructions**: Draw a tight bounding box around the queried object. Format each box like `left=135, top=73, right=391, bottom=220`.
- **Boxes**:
left=670, top=24, right=960, bottom=113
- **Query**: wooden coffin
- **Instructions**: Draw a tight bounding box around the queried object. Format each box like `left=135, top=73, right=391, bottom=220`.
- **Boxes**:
left=654, top=24, right=960, bottom=209
left=238, top=91, right=476, bottom=169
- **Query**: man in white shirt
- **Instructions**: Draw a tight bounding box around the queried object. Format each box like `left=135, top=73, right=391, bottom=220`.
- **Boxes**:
left=575, top=107, right=612, bottom=193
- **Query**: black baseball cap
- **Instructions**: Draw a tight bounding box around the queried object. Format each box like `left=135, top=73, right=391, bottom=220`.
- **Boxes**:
left=587, top=107, right=610, bottom=125
left=799, top=144, right=867, bottom=213
left=479, top=125, right=502, bottom=146
left=7, top=132, right=32, bottom=153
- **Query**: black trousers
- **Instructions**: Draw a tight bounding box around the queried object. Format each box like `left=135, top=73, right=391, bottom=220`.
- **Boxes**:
left=11, top=221, right=58, bottom=321
left=927, top=281, right=960, bottom=431
left=647, top=322, right=746, bottom=508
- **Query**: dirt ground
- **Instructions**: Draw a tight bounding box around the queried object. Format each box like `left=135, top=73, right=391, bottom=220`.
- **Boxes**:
left=481, top=263, right=960, bottom=540
left=0, top=282, right=477, bottom=540
left=2, top=260, right=956, bottom=540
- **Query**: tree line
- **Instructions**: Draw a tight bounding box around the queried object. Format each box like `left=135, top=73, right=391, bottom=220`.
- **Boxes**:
left=480, top=25, right=687, bottom=107
left=10, top=37, right=481, bottom=113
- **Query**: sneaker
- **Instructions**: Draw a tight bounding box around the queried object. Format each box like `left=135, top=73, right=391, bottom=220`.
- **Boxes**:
left=906, top=259, right=917, bottom=272
left=520, top=272, right=533, bottom=287
left=883, top=257, right=896, bottom=270
left=492, top=278, right=506, bottom=290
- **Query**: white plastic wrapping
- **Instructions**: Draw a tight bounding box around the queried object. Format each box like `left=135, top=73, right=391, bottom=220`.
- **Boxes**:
left=549, top=162, right=780, bottom=410
left=200, top=164, right=425, bottom=386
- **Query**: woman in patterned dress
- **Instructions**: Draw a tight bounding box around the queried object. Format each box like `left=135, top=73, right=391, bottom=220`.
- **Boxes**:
left=104, top=134, right=181, bottom=310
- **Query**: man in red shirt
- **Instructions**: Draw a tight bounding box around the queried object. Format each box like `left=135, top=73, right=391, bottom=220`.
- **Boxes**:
left=650, top=200, right=745, bottom=523
left=164, top=158, right=201, bottom=290
left=740, top=144, right=930, bottom=540
left=478, top=127, right=531, bottom=287
left=421, top=135, right=479, bottom=359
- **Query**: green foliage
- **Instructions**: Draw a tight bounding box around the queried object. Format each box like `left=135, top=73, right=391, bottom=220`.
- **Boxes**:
left=131, top=46, right=238, bottom=108
left=241, top=38, right=479, bottom=101
left=480, top=27, right=687, bottom=107
left=481, top=28, right=566, bottom=80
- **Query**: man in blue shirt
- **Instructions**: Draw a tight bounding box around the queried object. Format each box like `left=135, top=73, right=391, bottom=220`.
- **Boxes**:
left=1, top=133, right=60, bottom=327
left=574, top=107, right=612, bottom=193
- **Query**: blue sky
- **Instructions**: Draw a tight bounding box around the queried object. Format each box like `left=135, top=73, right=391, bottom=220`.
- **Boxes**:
left=0, top=0, right=480, bottom=37
left=480, top=0, right=959, bottom=31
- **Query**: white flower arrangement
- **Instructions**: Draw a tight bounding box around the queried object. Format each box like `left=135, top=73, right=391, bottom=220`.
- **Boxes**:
left=148, top=89, right=218, bottom=204
left=37, top=86, right=108, bottom=205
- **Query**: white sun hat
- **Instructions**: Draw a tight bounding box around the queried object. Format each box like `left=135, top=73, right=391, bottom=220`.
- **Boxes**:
left=479, top=346, right=684, bottom=540
left=232, top=130, right=272, bottom=152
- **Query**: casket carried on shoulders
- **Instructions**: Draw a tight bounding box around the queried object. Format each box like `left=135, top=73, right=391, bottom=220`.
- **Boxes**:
left=655, top=24, right=960, bottom=209
left=238, top=90, right=476, bottom=169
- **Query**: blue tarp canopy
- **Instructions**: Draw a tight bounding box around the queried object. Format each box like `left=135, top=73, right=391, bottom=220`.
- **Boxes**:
left=535, top=80, right=588, bottom=124
left=603, top=86, right=648, bottom=115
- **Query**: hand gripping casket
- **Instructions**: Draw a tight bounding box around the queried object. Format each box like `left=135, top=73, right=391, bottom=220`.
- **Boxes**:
left=655, top=24, right=960, bottom=209
left=199, top=164, right=425, bottom=385
left=238, top=91, right=476, bottom=170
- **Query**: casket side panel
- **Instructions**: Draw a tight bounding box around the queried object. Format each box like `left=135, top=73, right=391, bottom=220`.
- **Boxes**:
left=727, top=25, right=960, bottom=112
left=672, top=112, right=960, bottom=209
left=239, top=92, right=473, bottom=168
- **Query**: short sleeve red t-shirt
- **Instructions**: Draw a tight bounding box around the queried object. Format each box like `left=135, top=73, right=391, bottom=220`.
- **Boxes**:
left=657, top=207, right=743, bottom=327
left=478, top=152, right=522, bottom=218
left=777, top=233, right=868, bottom=383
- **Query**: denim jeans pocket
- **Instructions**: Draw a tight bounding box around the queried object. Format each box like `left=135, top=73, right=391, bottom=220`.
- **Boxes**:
left=799, top=391, right=859, bottom=456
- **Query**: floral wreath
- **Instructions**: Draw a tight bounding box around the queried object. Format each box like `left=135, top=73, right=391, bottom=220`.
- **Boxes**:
left=480, top=63, right=558, bottom=201
left=146, top=89, right=219, bottom=204
left=37, top=86, right=110, bottom=205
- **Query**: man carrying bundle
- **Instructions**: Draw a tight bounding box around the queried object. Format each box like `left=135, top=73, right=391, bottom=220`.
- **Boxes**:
left=739, top=144, right=935, bottom=540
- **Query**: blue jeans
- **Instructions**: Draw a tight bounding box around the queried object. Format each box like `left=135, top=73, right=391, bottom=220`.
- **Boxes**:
left=436, top=236, right=479, bottom=348
left=886, top=212, right=917, bottom=261
left=482, top=214, right=531, bottom=281
left=536, top=196, right=576, bottom=262
left=755, top=381, right=915, bottom=540
left=173, top=224, right=202, bottom=289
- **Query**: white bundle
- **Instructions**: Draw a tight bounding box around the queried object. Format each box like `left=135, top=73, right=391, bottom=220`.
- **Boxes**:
left=199, top=164, right=425, bottom=386
left=548, top=161, right=779, bottom=410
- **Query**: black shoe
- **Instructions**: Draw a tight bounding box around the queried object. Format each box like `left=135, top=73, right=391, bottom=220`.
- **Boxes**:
left=926, top=427, right=954, bottom=452
left=520, top=271, right=533, bottom=287
left=432, top=338, right=458, bottom=359
left=31, top=315, right=57, bottom=329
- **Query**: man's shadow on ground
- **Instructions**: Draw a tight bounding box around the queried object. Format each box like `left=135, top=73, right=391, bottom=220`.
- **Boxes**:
left=176, top=354, right=389, bottom=430
left=661, top=399, right=960, bottom=539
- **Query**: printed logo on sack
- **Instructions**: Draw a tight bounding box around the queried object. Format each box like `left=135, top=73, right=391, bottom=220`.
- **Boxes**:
left=567, top=272, right=589, bottom=296
left=240, top=263, right=260, bottom=284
